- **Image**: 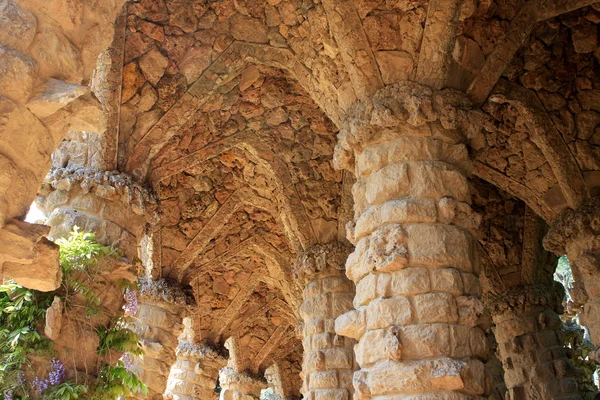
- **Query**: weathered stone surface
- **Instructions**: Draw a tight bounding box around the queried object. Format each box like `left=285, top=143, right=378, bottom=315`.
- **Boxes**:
left=27, top=78, right=88, bottom=118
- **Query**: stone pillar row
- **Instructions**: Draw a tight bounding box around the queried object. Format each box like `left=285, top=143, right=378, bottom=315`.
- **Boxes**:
left=294, top=242, right=357, bottom=400
left=333, top=82, right=488, bottom=399
left=487, top=284, right=580, bottom=400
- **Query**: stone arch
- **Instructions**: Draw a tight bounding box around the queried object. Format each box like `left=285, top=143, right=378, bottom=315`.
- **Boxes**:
left=123, top=41, right=345, bottom=182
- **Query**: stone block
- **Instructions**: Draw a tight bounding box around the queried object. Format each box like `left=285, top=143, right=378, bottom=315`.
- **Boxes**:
left=335, top=309, right=365, bottom=340
left=364, top=163, right=410, bottom=205
left=406, top=224, right=472, bottom=272
left=322, top=347, right=353, bottom=370
left=354, top=198, right=437, bottom=241
left=469, top=327, right=489, bottom=360
left=313, top=388, right=349, bottom=400
left=305, top=318, right=325, bottom=336
left=449, top=325, right=472, bottom=358
left=330, top=292, right=354, bottom=317
left=311, top=332, right=333, bottom=350
left=321, top=276, right=353, bottom=293
left=389, top=267, right=431, bottom=295
left=345, top=238, right=371, bottom=283
left=355, top=328, right=401, bottom=367
left=431, top=268, right=464, bottom=296
left=400, top=323, right=451, bottom=359
left=413, top=293, right=458, bottom=324
left=300, top=293, right=330, bottom=319
left=367, top=359, right=432, bottom=395
left=309, top=371, right=337, bottom=389
left=494, top=317, right=538, bottom=343
left=354, top=274, right=377, bottom=308
left=366, top=296, right=412, bottom=330
left=408, top=162, right=470, bottom=202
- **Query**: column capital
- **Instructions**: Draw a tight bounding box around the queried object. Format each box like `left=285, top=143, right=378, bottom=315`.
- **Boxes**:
left=544, top=196, right=600, bottom=258
left=484, top=283, right=564, bottom=318
left=292, top=241, right=352, bottom=284
left=219, top=367, right=267, bottom=397
left=334, top=81, right=485, bottom=172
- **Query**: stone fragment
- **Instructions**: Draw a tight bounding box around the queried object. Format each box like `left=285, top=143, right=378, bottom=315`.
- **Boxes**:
left=0, top=45, right=35, bottom=103
left=571, top=21, right=598, bottom=53
left=27, top=79, right=88, bottom=118
left=374, top=51, right=414, bottom=84
left=179, top=45, right=212, bottom=83
left=230, top=14, right=268, bottom=43
left=122, top=62, right=145, bottom=103
left=139, top=47, right=169, bottom=86
left=44, top=296, right=62, bottom=340
left=0, top=0, right=37, bottom=52
left=3, top=237, right=61, bottom=292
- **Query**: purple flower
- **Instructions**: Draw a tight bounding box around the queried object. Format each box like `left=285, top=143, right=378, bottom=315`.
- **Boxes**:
left=122, top=289, right=139, bottom=316
left=121, top=352, right=135, bottom=371
left=33, top=359, right=65, bottom=394
left=4, top=389, right=13, bottom=400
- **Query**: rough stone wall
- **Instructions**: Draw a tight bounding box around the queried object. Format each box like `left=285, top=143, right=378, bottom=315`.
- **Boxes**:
left=0, top=0, right=126, bottom=285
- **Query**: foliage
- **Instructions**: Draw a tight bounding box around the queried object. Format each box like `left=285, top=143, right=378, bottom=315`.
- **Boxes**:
left=0, top=228, right=145, bottom=400
left=0, top=283, right=53, bottom=398
left=97, top=322, right=144, bottom=357
left=92, top=362, right=147, bottom=399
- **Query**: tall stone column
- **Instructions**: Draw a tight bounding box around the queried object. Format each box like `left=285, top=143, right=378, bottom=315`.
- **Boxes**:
left=293, top=242, right=356, bottom=400
left=333, top=83, right=488, bottom=399
left=545, top=197, right=600, bottom=345
left=130, top=278, right=188, bottom=399
left=218, top=337, right=267, bottom=400
left=487, top=285, right=579, bottom=399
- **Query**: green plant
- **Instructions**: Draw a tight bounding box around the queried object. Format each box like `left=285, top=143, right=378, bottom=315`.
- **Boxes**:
left=97, top=322, right=143, bottom=357
left=0, top=283, right=53, bottom=398
left=92, top=362, right=147, bottom=399
left=0, top=228, right=146, bottom=400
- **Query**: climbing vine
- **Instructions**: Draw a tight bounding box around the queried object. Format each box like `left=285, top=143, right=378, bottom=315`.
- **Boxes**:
left=0, top=228, right=147, bottom=399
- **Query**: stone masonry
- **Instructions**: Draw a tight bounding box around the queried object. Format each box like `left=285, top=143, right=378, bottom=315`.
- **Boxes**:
left=294, top=242, right=356, bottom=400
left=4, top=1, right=600, bottom=400
left=334, top=83, right=488, bottom=399
left=487, top=285, right=579, bottom=399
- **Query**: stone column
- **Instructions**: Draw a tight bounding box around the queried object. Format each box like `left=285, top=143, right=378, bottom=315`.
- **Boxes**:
left=36, top=168, right=157, bottom=260
left=165, top=343, right=226, bottom=400
left=545, top=197, right=600, bottom=345
left=165, top=318, right=227, bottom=400
left=293, top=242, right=356, bottom=400
left=265, top=362, right=301, bottom=400
left=218, top=368, right=266, bottom=400
left=218, top=337, right=267, bottom=400
left=487, top=285, right=580, bottom=399
left=130, top=278, right=188, bottom=399
left=333, top=83, right=488, bottom=399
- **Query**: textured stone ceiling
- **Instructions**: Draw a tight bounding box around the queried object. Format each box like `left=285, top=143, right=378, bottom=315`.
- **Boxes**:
left=98, top=0, right=600, bottom=381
